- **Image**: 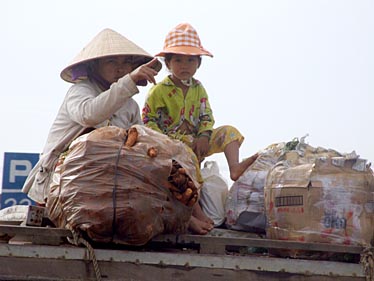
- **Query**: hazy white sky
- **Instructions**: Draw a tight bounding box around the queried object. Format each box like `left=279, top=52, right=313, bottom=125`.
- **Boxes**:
left=1, top=0, right=373, bottom=184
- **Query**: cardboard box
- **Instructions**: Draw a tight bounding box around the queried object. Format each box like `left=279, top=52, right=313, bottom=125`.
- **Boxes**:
left=265, top=157, right=374, bottom=247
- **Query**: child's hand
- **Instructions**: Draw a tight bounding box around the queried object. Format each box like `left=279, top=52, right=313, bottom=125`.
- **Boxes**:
left=192, top=136, right=209, bottom=163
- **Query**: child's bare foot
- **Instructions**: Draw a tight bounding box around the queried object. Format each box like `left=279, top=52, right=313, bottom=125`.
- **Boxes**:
left=202, top=216, right=214, bottom=225
left=192, top=203, right=214, bottom=225
left=188, top=216, right=214, bottom=235
left=230, top=153, right=259, bottom=181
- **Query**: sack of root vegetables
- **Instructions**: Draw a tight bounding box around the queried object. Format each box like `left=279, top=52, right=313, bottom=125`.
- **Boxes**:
left=47, top=125, right=201, bottom=246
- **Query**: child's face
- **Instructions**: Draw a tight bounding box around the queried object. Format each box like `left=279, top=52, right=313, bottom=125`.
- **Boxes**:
left=166, top=55, right=200, bottom=81
left=95, top=55, right=134, bottom=84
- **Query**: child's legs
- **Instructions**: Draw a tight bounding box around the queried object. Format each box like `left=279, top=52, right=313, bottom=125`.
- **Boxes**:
left=224, top=140, right=240, bottom=168
left=207, top=125, right=244, bottom=156
left=182, top=141, right=204, bottom=183
left=208, top=125, right=257, bottom=181
left=207, top=125, right=244, bottom=172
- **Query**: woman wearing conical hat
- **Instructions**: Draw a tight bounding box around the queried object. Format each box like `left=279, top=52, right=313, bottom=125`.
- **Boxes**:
left=23, top=28, right=161, bottom=204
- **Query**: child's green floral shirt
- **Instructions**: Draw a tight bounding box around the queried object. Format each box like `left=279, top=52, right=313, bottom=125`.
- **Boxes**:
left=142, top=76, right=215, bottom=138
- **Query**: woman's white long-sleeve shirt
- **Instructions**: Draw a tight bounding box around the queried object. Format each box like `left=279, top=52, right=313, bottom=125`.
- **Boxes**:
left=23, top=74, right=142, bottom=203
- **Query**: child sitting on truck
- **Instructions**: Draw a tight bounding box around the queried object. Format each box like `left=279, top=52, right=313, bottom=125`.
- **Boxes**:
left=142, top=23, right=258, bottom=234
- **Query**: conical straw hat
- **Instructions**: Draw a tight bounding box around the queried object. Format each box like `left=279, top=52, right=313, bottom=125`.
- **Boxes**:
left=61, top=28, right=157, bottom=83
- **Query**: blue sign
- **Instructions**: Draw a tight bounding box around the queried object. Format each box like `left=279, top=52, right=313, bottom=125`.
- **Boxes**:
left=1, top=152, right=39, bottom=209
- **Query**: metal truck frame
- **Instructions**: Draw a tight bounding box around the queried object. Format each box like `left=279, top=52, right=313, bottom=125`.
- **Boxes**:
left=0, top=223, right=368, bottom=281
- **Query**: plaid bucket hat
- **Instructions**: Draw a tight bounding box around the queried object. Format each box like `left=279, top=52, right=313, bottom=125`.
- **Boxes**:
left=155, top=23, right=213, bottom=57
left=61, top=28, right=161, bottom=83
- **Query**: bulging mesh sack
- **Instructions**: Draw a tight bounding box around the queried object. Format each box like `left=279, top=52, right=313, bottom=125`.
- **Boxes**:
left=47, top=125, right=201, bottom=246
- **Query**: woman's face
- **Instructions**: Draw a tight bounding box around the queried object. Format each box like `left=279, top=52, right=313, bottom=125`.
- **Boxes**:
left=95, top=56, right=134, bottom=84
left=166, top=55, right=200, bottom=81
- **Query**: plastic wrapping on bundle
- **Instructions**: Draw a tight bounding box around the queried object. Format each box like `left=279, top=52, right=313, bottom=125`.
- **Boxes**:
left=199, top=161, right=228, bottom=227
left=47, top=125, right=201, bottom=246
left=265, top=143, right=374, bottom=257
left=225, top=143, right=285, bottom=233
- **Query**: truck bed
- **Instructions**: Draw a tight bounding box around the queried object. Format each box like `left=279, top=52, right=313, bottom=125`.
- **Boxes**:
left=0, top=224, right=366, bottom=281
